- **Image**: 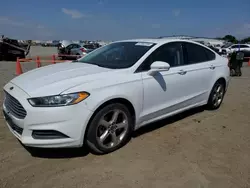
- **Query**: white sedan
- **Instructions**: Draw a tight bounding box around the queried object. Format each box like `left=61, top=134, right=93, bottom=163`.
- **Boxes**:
left=2, top=38, right=230, bottom=154
left=220, top=44, right=250, bottom=55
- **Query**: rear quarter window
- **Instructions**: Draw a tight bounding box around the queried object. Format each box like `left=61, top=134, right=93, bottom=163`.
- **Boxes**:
left=204, top=47, right=216, bottom=61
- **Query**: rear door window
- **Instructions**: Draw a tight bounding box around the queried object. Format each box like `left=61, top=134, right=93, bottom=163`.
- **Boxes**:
left=204, top=47, right=216, bottom=61
left=183, top=42, right=215, bottom=64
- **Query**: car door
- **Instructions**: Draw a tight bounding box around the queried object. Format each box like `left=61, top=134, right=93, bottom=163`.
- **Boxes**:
left=138, top=41, right=215, bottom=125
left=137, top=42, right=193, bottom=124
left=181, top=41, right=217, bottom=102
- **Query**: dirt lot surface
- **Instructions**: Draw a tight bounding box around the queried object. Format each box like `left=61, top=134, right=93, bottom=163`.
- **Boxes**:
left=0, top=61, right=250, bottom=188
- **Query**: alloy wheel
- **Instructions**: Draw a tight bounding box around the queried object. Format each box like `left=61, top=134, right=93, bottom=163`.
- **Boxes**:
left=212, top=84, right=224, bottom=107
left=96, top=109, right=129, bottom=149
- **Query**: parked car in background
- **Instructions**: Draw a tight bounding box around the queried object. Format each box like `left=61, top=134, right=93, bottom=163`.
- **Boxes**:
left=207, top=45, right=222, bottom=55
left=81, top=43, right=97, bottom=54
left=3, top=38, right=230, bottom=154
left=57, top=41, right=100, bottom=59
left=58, top=41, right=86, bottom=59
left=0, top=36, right=31, bottom=61
left=220, top=44, right=250, bottom=56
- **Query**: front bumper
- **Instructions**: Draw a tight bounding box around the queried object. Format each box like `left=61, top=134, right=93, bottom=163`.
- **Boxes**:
left=2, top=82, right=93, bottom=148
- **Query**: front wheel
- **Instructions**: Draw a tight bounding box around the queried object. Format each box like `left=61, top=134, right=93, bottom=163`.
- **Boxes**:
left=86, top=103, right=133, bottom=155
left=207, top=80, right=225, bottom=110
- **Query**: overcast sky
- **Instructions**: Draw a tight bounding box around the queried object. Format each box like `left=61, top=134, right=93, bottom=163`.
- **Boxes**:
left=0, top=0, right=249, bottom=40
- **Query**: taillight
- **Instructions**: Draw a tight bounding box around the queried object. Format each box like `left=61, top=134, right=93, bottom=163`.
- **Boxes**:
left=80, top=48, right=86, bottom=52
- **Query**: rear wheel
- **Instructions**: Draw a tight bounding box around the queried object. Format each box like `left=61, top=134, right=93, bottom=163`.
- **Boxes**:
left=86, top=103, right=133, bottom=154
left=207, top=80, right=225, bottom=110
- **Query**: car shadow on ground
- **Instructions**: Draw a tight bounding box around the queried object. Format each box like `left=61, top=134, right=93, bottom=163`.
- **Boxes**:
left=23, top=106, right=205, bottom=159
left=23, top=144, right=90, bottom=159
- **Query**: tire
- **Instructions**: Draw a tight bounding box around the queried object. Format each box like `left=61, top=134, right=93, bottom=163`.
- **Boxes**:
left=86, top=103, right=133, bottom=155
left=207, top=80, right=226, bottom=110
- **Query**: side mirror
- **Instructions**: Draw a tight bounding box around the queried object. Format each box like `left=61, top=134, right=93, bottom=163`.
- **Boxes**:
left=147, top=61, right=170, bottom=76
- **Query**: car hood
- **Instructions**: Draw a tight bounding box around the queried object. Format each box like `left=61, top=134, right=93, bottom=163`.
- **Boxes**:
left=9, top=62, right=113, bottom=97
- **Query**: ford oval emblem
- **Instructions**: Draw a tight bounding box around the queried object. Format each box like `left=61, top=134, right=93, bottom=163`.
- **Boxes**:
left=9, top=86, right=14, bottom=90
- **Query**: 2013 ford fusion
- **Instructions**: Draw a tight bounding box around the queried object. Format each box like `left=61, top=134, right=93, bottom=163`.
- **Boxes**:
left=2, top=38, right=230, bottom=154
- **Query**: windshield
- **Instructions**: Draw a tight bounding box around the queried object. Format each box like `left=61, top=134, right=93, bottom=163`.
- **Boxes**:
left=77, top=41, right=156, bottom=69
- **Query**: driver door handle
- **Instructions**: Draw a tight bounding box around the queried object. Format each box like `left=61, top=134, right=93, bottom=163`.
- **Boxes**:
left=178, top=70, right=187, bottom=75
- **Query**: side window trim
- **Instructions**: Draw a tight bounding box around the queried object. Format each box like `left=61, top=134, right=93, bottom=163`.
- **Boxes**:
left=135, top=42, right=184, bottom=73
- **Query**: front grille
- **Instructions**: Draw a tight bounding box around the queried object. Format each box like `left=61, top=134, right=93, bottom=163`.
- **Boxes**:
left=3, top=110, right=23, bottom=135
left=4, top=91, right=27, bottom=119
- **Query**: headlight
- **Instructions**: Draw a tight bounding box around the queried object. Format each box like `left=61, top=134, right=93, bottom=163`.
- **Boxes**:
left=27, top=92, right=89, bottom=107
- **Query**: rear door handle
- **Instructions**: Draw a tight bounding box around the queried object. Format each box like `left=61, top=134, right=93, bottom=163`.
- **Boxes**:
left=210, top=65, right=215, bottom=70
left=178, top=70, right=187, bottom=75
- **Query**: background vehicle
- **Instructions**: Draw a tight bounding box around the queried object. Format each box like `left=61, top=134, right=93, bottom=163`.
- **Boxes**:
left=81, top=43, right=97, bottom=53
left=57, top=41, right=84, bottom=59
left=207, top=45, right=222, bottom=55
left=0, top=36, right=31, bottom=61
left=3, top=39, right=230, bottom=155
left=220, top=44, right=250, bottom=56
left=57, top=41, right=100, bottom=59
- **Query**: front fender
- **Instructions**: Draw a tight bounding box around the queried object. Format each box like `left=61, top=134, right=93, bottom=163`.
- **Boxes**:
left=63, top=73, right=144, bottom=123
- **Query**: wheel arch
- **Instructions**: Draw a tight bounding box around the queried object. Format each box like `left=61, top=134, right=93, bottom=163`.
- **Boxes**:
left=216, top=77, right=226, bottom=88
left=206, top=76, right=228, bottom=105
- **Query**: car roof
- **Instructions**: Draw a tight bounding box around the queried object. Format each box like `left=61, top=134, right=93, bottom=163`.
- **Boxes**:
left=114, top=38, right=204, bottom=46
left=114, top=38, right=221, bottom=55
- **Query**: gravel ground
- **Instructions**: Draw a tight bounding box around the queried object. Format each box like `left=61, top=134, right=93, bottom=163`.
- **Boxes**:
left=0, top=60, right=250, bottom=188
